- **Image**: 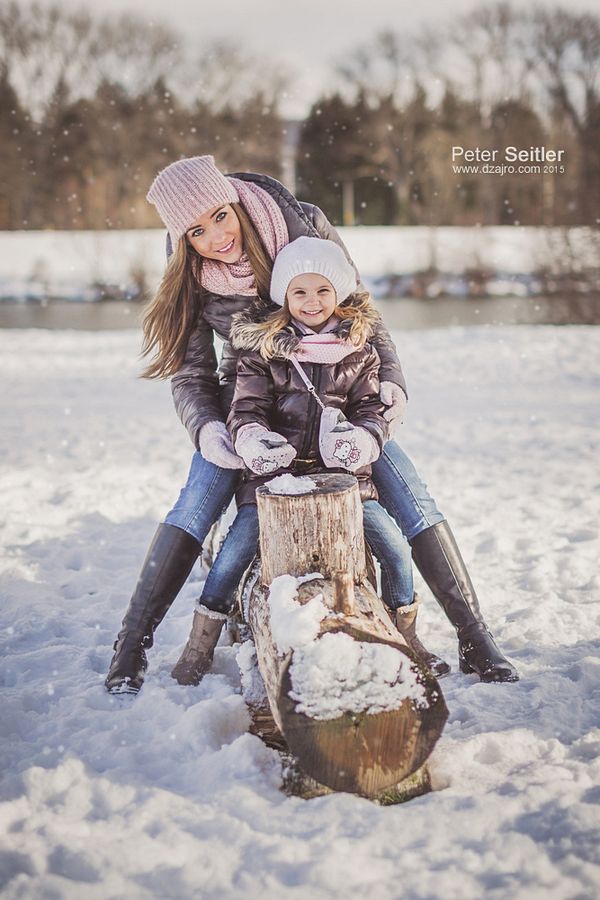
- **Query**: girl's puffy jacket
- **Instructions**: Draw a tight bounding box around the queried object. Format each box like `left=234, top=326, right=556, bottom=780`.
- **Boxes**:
left=168, top=172, right=407, bottom=450
left=226, top=296, right=388, bottom=506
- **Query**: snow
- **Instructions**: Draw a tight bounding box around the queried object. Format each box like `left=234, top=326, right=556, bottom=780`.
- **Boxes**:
left=236, top=640, right=268, bottom=708
left=1, top=325, right=599, bottom=898
left=265, top=573, right=427, bottom=719
left=264, top=474, right=318, bottom=494
left=267, top=574, right=330, bottom=655
left=289, top=632, right=427, bottom=720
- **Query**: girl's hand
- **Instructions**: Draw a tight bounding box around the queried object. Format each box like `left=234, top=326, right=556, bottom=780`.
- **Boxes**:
left=320, top=422, right=379, bottom=473
left=380, top=381, right=407, bottom=429
left=235, top=424, right=297, bottom=475
left=198, top=421, right=245, bottom=469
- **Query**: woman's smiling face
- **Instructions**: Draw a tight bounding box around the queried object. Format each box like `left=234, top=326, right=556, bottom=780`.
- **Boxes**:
left=286, top=273, right=337, bottom=331
left=185, top=204, right=243, bottom=262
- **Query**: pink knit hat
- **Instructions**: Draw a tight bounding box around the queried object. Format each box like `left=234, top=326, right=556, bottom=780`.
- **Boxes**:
left=146, top=155, right=240, bottom=246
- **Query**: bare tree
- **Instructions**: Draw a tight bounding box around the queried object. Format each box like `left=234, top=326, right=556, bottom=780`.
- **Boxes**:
left=441, top=2, right=538, bottom=123
left=0, top=1, right=179, bottom=121
left=531, top=7, right=600, bottom=224
left=181, top=40, right=289, bottom=114
left=336, top=30, right=422, bottom=108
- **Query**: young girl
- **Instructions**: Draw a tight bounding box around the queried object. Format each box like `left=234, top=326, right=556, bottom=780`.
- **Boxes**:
left=170, top=238, right=449, bottom=685
left=105, top=155, right=517, bottom=695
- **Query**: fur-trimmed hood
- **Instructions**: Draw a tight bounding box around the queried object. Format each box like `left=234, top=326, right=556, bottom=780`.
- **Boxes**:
left=229, top=293, right=380, bottom=359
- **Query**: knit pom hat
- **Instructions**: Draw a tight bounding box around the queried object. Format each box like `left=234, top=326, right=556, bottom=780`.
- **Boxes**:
left=270, top=236, right=357, bottom=306
left=146, top=155, right=240, bottom=246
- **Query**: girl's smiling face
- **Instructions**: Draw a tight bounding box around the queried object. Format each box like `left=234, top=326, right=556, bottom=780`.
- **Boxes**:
left=286, top=273, right=337, bottom=331
left=185, top=204, right=242, bottom=262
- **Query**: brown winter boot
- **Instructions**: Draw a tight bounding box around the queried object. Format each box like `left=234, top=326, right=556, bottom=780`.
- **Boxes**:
left=171, top=606, right=227, bottom=686
left=393, top=595, right=451, bottom=678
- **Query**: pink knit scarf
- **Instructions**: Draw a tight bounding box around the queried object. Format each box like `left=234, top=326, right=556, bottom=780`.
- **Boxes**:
left=294, top=333, right=359, bottom=364
left=199, top=179, right=289, bottom=297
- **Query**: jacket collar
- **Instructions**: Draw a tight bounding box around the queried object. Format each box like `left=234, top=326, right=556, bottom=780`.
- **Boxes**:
left=229, top=295, right=377, bottom=359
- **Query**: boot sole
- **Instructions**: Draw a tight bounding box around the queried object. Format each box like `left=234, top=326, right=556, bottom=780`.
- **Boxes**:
left=459, top=658, right=519, bottom=682
left=105, top=680, right=142, bottom=695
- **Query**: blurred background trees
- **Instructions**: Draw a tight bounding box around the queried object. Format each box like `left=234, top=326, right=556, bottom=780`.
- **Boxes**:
left=0, top=0, right=598, bottom=229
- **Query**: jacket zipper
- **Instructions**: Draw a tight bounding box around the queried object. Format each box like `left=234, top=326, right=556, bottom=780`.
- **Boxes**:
left=298, top=362, right=323, bottom=459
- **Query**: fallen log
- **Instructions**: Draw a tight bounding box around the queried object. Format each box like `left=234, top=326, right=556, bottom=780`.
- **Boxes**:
left=243, top=472, right=448, bottom=799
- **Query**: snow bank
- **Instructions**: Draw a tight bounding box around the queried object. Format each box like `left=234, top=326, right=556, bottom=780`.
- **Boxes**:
left=1, top=325, right=599, bottom=899
left=0, top=226, right=596, bottom=298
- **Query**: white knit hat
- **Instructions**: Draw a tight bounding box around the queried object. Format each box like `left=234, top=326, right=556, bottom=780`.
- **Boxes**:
left=270, top=236, right=357, bottom=306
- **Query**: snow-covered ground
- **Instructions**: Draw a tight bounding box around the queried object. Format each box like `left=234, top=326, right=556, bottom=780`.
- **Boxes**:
left=1, top=325, right=599, bottom=899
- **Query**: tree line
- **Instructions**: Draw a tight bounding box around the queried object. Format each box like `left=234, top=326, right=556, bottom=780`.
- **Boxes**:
left=0, top=1, right=598, bottom=230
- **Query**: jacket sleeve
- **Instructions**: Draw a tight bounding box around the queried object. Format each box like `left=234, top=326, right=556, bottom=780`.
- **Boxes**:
left=217, top=340, right=241, bottom=420
left=309, top=204, right=407, bottom=396
left=226, top=351, right=275, bottom=444
left=170, top=317, right=224, bottom=449
left=345, top=348, right=390, bottom=451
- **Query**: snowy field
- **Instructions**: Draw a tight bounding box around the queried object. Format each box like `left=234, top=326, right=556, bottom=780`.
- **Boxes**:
left=1, top=325, right=599, bottom=899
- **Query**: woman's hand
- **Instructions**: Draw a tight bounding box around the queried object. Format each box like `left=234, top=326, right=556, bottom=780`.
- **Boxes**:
left=198, top=421, right=245, bottom=469
left=380, top=382, right=407, bottom=430
left=235, top=424, right=297, bottom=475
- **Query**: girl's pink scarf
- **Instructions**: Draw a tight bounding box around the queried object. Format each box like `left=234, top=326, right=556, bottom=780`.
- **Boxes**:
left=293, top=318, right=359, bottom=364
left=199, top=179, right=288, bottom=297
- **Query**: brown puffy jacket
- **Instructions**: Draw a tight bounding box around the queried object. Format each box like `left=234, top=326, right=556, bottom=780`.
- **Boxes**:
left=169, top=172, right=407, bottom=449
left=227, top=297, right=389, bottom=506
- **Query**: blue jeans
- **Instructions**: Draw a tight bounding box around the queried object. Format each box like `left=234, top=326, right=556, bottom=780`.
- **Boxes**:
left=198, top=499, right=414, bottom=615
left=164, top=450, right=240, bottom=544
left=371, top=440, right=445, bottom=541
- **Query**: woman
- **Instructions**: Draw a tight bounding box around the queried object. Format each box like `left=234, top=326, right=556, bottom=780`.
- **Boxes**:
left=104, top=155, right=517, bottom=694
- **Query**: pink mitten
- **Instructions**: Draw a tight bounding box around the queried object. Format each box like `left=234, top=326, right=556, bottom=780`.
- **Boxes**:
left=235, top=424, right=297, bottom=475
left=198, top=421, right=245, bottom=469
left=319, top=415, right=379, bottom=473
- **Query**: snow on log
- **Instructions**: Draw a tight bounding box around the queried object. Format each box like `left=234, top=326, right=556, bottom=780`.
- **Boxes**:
left=246, top=473, right=448, bottom=798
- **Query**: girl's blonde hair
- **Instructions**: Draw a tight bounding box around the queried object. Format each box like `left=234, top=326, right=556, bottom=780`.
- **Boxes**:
left=255, top=290, right=376, bottom=360
left=141, top=203, right=273, bottom=379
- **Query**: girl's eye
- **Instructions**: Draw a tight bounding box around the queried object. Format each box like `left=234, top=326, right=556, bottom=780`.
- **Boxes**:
left=191, top=227, right=204, bottom=238
left=216, top=211, right=227, bottom=222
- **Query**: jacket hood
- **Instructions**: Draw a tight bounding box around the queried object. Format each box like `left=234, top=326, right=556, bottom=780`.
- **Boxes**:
left=229, top=293, right=380, bottom=359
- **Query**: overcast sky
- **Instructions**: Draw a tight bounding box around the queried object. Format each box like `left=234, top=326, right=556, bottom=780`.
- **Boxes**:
left=23, top=0, right=598, bottom=116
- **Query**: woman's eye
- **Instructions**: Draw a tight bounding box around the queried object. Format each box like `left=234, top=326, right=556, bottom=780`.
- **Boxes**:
left=191, top=228, right=204, bottom=237
left=216, top=211, right=227, bottom=222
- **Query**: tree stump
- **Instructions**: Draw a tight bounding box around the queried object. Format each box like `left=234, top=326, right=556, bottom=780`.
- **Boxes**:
left=244, top=473, right=448, bottom=799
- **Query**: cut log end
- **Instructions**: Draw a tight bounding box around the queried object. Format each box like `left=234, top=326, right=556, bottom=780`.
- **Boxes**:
left=281, top=755, right=432, bottom=805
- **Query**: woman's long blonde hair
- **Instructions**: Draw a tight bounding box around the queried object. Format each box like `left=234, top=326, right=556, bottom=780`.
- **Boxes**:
left=141, top=203, right=273, bottom=379
left=255, top=290, right=378, bottom=360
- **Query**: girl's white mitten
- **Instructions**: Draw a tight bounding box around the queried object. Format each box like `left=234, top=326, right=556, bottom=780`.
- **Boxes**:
left=320, top=421, right=379, bottom=473
left=235, top=423, right=297, bottom=475
left=198, top=421, right=245, bottom=469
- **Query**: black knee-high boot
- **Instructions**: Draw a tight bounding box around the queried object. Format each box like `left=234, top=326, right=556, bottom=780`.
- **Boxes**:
left=105, top=524, right=201, bottom=694
left=410, top=522, right=519, bottom=683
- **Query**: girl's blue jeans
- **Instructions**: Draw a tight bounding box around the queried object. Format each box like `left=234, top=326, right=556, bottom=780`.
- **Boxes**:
left=197, top=499, right=414, bottom=615
left=163, top=440, right=445, bottom=602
